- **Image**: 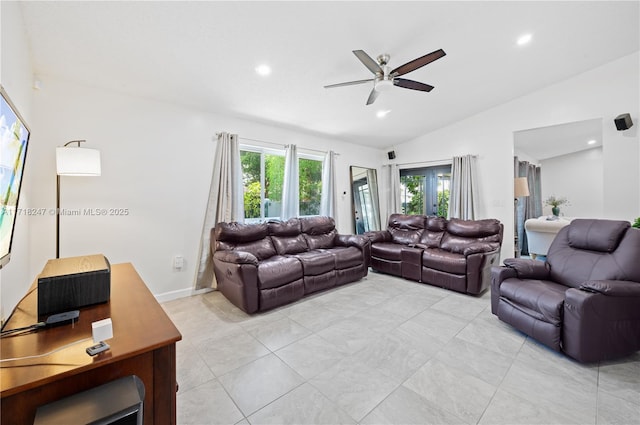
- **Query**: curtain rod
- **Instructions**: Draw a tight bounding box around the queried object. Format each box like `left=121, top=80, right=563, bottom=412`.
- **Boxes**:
left=218, top=135, right=338, bottom=156
left=387, top=154, right=478, bottom=168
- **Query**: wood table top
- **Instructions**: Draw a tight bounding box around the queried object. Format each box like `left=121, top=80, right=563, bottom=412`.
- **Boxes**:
left=1, top=262, right=182, bottom=398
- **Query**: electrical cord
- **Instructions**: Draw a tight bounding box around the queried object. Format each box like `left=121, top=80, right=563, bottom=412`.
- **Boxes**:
left=0, top=337, right=92, bottom=364
left=0, top=322, right=46, bottom=337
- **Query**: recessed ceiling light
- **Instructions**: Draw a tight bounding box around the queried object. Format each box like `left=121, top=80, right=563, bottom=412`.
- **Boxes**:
left=517, top=33, right=533, bottom=46
left=587, top=139, right=597, bottom=145
left=255, top=64, right=271, bottom=76
left=376, top=110, right=391, bottom=119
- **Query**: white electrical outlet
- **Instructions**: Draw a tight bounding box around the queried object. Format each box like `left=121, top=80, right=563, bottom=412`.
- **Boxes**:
left=173, top=256, right=184, bottom=270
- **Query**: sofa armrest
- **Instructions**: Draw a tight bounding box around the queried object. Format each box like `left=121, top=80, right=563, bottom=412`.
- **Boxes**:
left=335, top=233, right=369, bottom=248
left=363, top=230, right=391, bottom=244
left=335, top=233, right=371, bottom=268
left=503, top=258, right=550, bottom=280
left=213, top=250, right=259, bottom=266
left=579, top=280, right=640, bottom=297
left=490, top=266, right=517, bottom=314
left=462, top=242, right=500, bottom=256
left=563, top=286, right=640, bottom=362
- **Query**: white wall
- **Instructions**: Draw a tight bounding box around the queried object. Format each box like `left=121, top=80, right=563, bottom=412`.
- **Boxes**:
left=540, top=148, right=603, bottom=218
left=26, top=77, right=382, bottom=302
left=389, top=52, right=639, bottom=262
left=0, top=1, right=35, bottom=324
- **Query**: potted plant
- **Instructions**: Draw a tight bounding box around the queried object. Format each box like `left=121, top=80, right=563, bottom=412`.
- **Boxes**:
left=632, top=217, right=640, bottom=229
left=545, top=195, right=570, bottom=216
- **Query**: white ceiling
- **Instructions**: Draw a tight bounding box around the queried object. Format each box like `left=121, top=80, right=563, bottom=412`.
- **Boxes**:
left=19, top=1, right=640, bottom=149
left=514, top=118, right=603, bottom=161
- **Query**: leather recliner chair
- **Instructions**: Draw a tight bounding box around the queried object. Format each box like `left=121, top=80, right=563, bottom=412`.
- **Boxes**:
left=491, top=219, right=640, bottom=363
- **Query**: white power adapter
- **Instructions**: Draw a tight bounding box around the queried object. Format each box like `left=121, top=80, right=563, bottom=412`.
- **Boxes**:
left=87, top=318, right=113, bottom=356
left=92, top=318, right=113, bottom=343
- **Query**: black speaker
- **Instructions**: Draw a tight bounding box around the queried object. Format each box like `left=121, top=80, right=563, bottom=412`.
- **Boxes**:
left=37, top=254, right=111, bottom=317
left=614, top=113, right=633, bottom=131
left=387, top=150, right=396, bottom=160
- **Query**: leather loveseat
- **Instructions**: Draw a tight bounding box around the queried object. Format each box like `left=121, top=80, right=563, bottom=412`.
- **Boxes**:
left=492, top=219, right=640, bottom=363
left=365, top=214, right=503, bottom=295
left=212, top=216, right=370, bottom=314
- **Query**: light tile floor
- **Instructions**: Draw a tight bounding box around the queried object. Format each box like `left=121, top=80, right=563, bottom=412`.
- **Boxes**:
left=162, top=271, right=640, bottom=425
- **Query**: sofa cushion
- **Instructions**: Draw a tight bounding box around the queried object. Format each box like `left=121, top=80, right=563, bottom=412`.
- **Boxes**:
left=418, top=216, right=448, bottom=247
left=231, top=239, right=277, bottom=261
left=257, top=255, right=303, bottom=289
left=568, top=219, right=630, bottom=253
left=440, top=218, right=502, bottom=254
left=327, top=246, right=363, bottom=270
left=300, top=216, right=335, bottom=234
left=215, top=221, right=268, bottom=244
left=499, top=279, right=567, bottom=325
left=304, top=231, right=337, bottom=250
left=293, top=250, right=335, bottom=275
left=387, top=213, right=426, bottom=245
left=371, top=241, right=404, bottom=261
left=422, top=248, right=466, bottom=274
left=271, top=235, right=308, bottom=255
left=268, top=218, right=302, bottom=236
left=446, top=218, right=502, bottom=238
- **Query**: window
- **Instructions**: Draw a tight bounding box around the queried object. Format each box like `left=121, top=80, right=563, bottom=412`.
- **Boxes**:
left=400, top=165, right=451, bottom=217
left=240, top=147, right=323, bottom=221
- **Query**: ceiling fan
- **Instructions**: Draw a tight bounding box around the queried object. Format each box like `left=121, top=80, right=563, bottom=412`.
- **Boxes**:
left=324, top=49, right=446, bottom=105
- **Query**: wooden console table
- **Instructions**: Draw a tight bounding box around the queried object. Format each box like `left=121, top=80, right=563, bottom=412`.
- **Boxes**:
left=1, top=263, right=182, bottom=424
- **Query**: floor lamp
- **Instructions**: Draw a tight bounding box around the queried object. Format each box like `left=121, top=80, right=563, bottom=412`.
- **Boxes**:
left=514, top=177, right=530, bottom=258
left=56, top=140, right=101, bottom=258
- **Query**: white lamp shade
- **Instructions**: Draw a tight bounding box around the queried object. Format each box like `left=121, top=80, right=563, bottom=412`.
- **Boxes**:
left=514, top=177, right=530, bottom=198
left=56, top=147, right=101, bottom=176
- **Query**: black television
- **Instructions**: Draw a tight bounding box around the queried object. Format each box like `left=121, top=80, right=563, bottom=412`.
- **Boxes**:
left=0, top=85, right=30, bottom=269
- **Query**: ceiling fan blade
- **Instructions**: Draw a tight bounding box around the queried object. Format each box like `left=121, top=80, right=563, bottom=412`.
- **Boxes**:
left=353, top=50, right=383, bottom=75
left=393, top=78, right=434, bottom=92
left=366, top=88, right=379, bottom=105
left=324, top=78, right=375, bottom=89
left=390, top=49, right=446, bottom=77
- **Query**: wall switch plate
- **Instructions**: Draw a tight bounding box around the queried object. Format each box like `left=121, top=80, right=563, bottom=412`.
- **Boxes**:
left=173, top=256, right=184, bottom=270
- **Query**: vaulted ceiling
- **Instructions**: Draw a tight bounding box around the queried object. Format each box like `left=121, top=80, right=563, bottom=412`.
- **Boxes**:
left=19, top=1, right=640, bottom=148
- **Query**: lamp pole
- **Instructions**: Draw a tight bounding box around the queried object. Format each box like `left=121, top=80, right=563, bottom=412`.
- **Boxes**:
left=56, top=140, right=87, bottom=258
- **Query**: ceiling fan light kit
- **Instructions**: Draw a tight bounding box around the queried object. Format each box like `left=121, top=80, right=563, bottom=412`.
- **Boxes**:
left=324, top=48, right=446, bottom=105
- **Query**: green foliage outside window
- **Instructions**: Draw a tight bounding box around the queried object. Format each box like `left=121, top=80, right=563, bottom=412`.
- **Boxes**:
left=240, top=150, right=322, bottom=220
left=401, top=175, right=425, bottom=215
left=299, top=158, right=322, bottom=215
left=437, top=189, right=449, bottom=217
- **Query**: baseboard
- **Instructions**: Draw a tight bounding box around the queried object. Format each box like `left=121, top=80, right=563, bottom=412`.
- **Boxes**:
left=154, top=287, right=214, bottom=303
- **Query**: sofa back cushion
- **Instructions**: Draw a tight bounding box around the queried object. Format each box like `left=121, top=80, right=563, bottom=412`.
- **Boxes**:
left=440, top=218, right=503, bottom=254
left=300, top=216, right=337, bottom=250
left=268, top=218, right=309, bottom=255
left=547, top=219, right=640, bottom=287
left=214, top=222, right=277, bottom=260
left=419, top=216, right=448, bottom=248
left=387, top=213, right=426, bottom=245
left=567, top=219, right=629, bottom=253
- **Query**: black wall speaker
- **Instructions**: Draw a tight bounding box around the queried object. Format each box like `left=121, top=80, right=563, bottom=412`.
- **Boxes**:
left=614, top=113, right=633, bottom=131
left=388, top=150, right=396, bottom=160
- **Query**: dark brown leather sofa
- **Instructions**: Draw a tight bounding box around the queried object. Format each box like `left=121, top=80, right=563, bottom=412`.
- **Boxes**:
left=492, top=219, right=640, bottom=363
left=365, top=214, right=503, bottom=295
left=212, top=216, right=370, bottom=313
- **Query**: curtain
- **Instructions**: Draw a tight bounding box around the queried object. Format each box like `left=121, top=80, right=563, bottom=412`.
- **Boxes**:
left=320, top=150, right=336, bottom=221
left=194, top=132, right=243, bottom=290
left=449, top=154, right=478, bottom=220
left=382, top=163, right=402, bottom=224
left=281, top=144, right=299, bottom=220
left=515, top=157, right=542, bottom=255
